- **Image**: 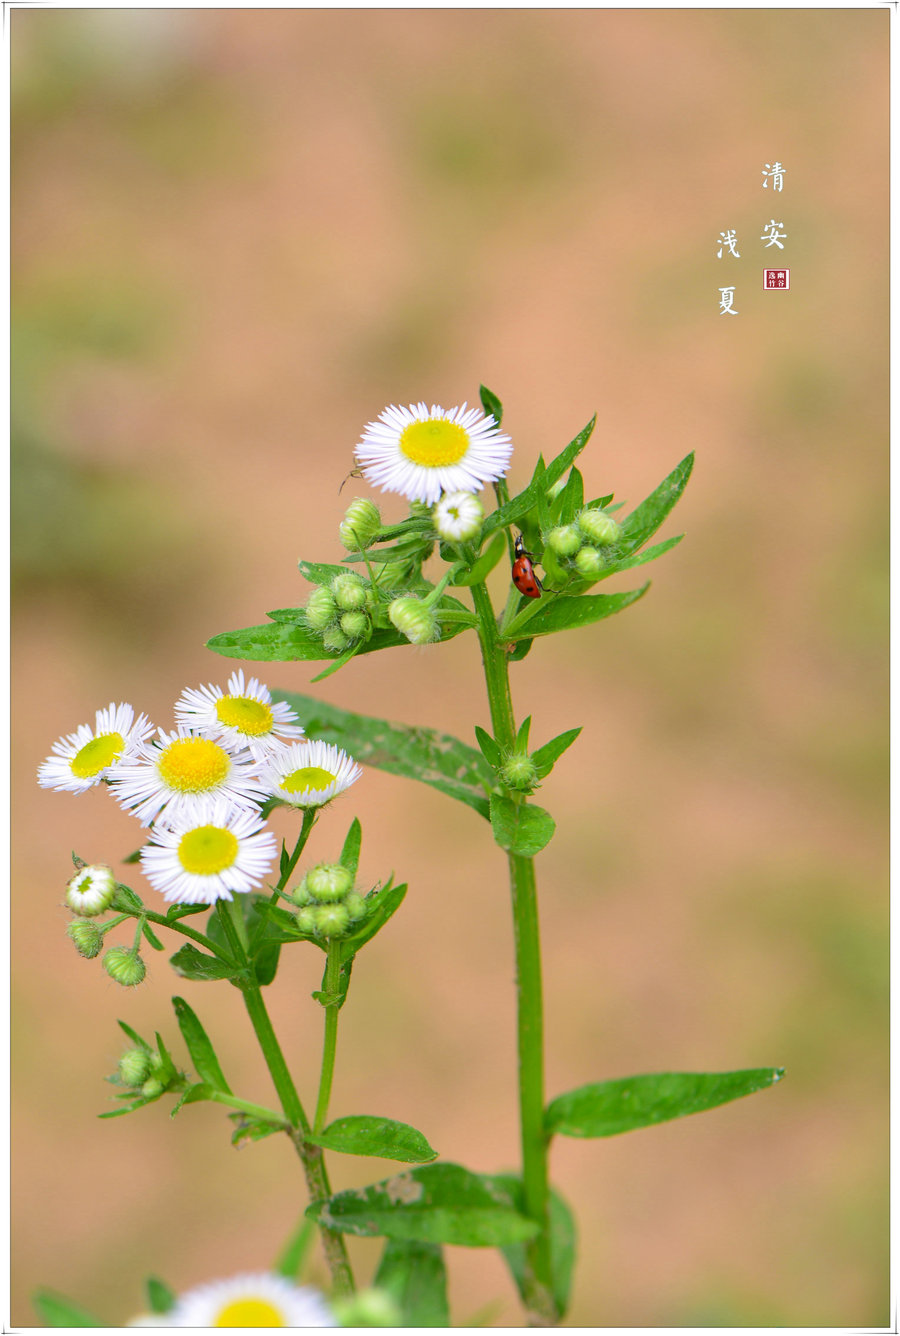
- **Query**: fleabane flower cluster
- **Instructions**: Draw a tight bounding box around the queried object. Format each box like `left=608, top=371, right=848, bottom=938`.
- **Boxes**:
left=356, top=401, right=512, bottom=506
left=39, top=677, right=361, bottom=914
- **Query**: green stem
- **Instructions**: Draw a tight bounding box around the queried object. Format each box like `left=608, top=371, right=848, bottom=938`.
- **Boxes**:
left=241, top=982, right=309, bottom=1132
left=201, top=1088, right=288, bottom=1126
left=313, top=941, right=342, bottom=1134
left=272, top=809, right=317, bottom=903
left=471, top=579, right=556, bottom=1326
left=140, top=909, right=235, bottom=961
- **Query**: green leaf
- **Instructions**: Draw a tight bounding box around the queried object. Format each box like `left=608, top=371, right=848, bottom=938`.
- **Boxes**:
left=506, top=584, right=649, bottom=640
left=168, top=943, right=244, bottom=984
left=111, top=883, right=144, bottom=914
left=121, top=847, right=143, bottom=864
left=117, top=1019, right=151, bottom=1051
left=497, top=1181, right=576, bottom=1320
left=555, top=467, right=584, bottom=526
left=545, top=1067, right=785, bottom=1139
left=339, top=817, right=362, bottom=879
left=172, top=996, right=231, bottom=1092
left=474, top=726, right=502, bottom=769
left=307, top=1163, right=539, bottom=1247
left=272, top=693, right=492, bottom=819
left=340, top=880, right=408, bottom=958
left=619, top=452, right=694, bottom=554
left=507, top=637, right=533, bottom=662
left=599, top=533, right=683, bottom=577
left=479, top=383, right=503, bottom=426
left=275, top=1216, right=317, bottom=1280
left=482, top=416, right=595, bottom=539
left=309, top=645, right=361, bottom=683
left=32, top=1290, right=108, bottom=1327
left=374, top=1239, right=449, bottom=1327
left=451, top=532, right=506, bottom=585
left=531, top=727, right=581, bottom=779
left=166, top=902, right=209, bottom=921
left=145, top=1276, right=176, bottom=1316
left=230, top=1112, right=285, bottom=1147
left=208, top=606, right=471, bottom=665
left=142, top=920, right=165, bottom=952
left=516, top=715, right=532, bottom=751
left=296, top=559, right=349, bottom=586
left=490, top=795, right=556, bottom=857
left=309, top=1116, right=438, bottom=1164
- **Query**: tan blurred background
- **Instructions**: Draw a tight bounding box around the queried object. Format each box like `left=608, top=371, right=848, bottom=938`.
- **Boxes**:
left=11, top=8, right=888, bottom=1328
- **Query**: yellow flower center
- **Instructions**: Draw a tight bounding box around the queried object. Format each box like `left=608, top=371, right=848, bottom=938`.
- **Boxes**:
left=177, top=825, right=239, bottom=875
left=399, top=418, right=469, bottom=468
left=280, top=765, right=335, bottom=795
left=157, top=738, right=230, bottom=793
left=214, top=1297, right=285, bottom=1327
left=216, top=694, right=274, bottom=737
left=71, top=732, right=125, bottom=779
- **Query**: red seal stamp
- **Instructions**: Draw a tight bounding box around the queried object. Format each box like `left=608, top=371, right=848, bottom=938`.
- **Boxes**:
left=764, top=268, right=790, bottom=290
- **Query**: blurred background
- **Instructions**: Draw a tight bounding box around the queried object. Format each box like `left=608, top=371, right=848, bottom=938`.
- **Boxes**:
left=11, top=8, right=888, bottom=1328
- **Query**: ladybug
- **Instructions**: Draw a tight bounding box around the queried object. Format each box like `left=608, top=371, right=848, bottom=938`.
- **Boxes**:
left=511, top=533, right=543, bottom=599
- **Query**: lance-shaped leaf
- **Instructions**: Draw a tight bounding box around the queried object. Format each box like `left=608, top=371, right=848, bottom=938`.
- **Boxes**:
left=145, top=1277, right=176, bottom=1316
left=483, top=416, right=596, bottom=539
left=32, top=1290, right=108, bottom=1327
left=296, top=559, right=351, bottom=587
left=593, top=534, right=684, bottom=581
left=374, top=1239, right=449, bottom=1327
left=479, top=383, right=503, bottom=426
left=339, top=817, right=362, bottom=879
left=172, top=996, right=231, bottom=1093
left=545, top=1067, right=785, bottom=1139
left=168, top=943, right=244, bottom=984
left=308, top=1115, right=438, bottom=1164
left=619, top=452, right=694, bottom=554
left=306, top=1163, right=539, bottom=1247
left=497, top=1180, right=577, bottom=1321
left=271, top=693, right=492, bottom=819
left=554, top=466, right=585, bottom=526
left=490, top=795, right=556, bottom=858
left=532, top=727, right=581, bottom=779
left=451, top=532, right=506, bottom=586
left=506, top=584, right=649, bottom=640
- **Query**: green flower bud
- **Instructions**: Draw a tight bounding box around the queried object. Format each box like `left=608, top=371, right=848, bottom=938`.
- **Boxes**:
left=66, top=918, right=104, bottom=959
left=577, top=507, right=621, bottom=546
left=574, top=546, right=605, bottom=578
left=499, top=754, right=540, bottom=792
left=118, top=1048, right=152, bottom=1087
left=304, top=862, right=354, bottom=902
left=314, top=903, right=350, bottom=937
left=322, top=625, right=351, bottom=653
left=344, top=891, right=367, bottom=923
left=305, top=585, right=337, bottom=631
left=103, top=947, right=146, bottom=988
left=331, top=572, right=367, bottom=611
left=339, top=498, right=381, bottom=551
left=295, top=905, right=319, bottom=934
left=65, top=864, right=116, bottom=917
left=546, top=524, right=582, bottom=558
left=140, top=1077, right=165, bottom=1099
left=340, top=610, right=371, bottom=642
left=332, top=1289, right=401, bottom=1328
left=388, top=596, right=440, bottom=645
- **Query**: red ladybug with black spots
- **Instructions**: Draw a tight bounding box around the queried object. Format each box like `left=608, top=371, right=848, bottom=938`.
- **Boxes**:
left=511, top=533, right=543, bottom=599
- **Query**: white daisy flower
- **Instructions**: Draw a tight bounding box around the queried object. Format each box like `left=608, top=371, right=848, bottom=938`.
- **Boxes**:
left=355, top=401, right=513, bottom=506
left=140, top=798, right=278, bottom=904
left=434, top=489, right=484, bottom=542
left=166, top=1272, right=336, bottom=1328
left=38, top=702, right=154, bottom=794
left=108, top=726, right=266, bottom=827
left=174, top=669, right=305, bottom=760
left=260, top=738, right=362, bottom=809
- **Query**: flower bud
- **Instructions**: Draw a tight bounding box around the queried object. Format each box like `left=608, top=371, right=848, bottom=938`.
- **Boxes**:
left=574, top=546, right=605, bottom=578
left=65, top=864, right=116, bottom=917
left=434, top=491, right=483, bottom=543
left=304, top=862, right=354, bottom=902
left=118, top=1048, right=152, bottom=1087
left=103, top=946, right=146, bottom=987
left=389, top=596, right=439, bottom=645
left=332, top=1289, right=401, bottom=1328
left=546, top=524, right=582, bottom=558
left=340, top=610, right=370, bottom=642
left=295, top=905, right=319, bottom=934
left=339, top=498, right=381, bottom=551
left=577, top=507, right=621, bottom=546
left=66, top=918, right=104, bottom=959
left=314, top=903, right=350, bottom=937
left=140, top=1077, right=165, bottom=1099
left=499, top=754, right=539, bottom=792
left=331, top=572, right=367, bottom=611
left=305, top=586, right=337, bottom=631
left=322, top=625, right=350, bottom=653
left=344, top=891, right=367, bottom=923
